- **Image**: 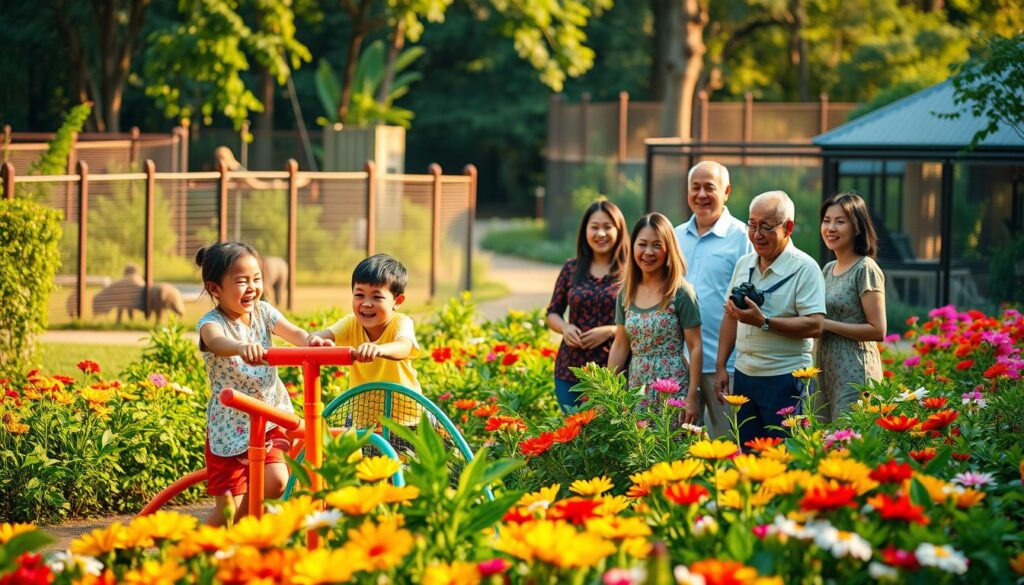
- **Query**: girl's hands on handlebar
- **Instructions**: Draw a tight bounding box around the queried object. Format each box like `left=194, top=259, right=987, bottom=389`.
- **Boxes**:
left=236, top=342, right=266, bottom=366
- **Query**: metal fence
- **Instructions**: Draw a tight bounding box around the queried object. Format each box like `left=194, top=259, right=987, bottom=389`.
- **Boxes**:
left=1, top=159, right=476, bottom=326
left=3, top=126, right=187, bottom=175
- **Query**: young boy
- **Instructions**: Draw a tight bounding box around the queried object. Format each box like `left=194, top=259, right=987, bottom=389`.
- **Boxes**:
left=310, top=254, right=422, bottom=428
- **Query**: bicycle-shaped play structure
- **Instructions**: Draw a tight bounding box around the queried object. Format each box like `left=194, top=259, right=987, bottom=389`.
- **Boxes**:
left=139, top=346, right=479, bottom=548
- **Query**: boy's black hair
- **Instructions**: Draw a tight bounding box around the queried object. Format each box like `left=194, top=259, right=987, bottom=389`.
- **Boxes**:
left=352, top=254, right=408, bottom=296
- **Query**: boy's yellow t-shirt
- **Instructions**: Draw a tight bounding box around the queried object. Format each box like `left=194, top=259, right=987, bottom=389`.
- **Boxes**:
left=328, top=313, right=422, bottom=427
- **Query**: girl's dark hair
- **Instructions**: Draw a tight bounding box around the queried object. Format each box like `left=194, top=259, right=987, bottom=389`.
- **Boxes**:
left=195, top=241, right=262, bottom=292
left=820, top=191, right=879, bottom=258
left=574, top=200, right=630, bottom=284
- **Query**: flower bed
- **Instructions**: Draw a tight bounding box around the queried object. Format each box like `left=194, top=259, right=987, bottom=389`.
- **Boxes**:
left=3, top=302, right=1024, bottom=582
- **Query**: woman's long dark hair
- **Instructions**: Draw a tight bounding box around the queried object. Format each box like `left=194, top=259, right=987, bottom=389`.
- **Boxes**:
left=820, top=191, right=879, bottom=258
left=574, top=200, right=630, bottom=284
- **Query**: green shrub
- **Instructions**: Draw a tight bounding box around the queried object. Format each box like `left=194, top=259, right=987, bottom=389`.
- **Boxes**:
left=122, top=321, right=210, bottom=394
left=0, top=199, right=63, bottom=375
left=480, top=220, right=574, bottom=265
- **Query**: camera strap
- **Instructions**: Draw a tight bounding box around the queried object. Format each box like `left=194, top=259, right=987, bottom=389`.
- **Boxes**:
left=747, top=267, right=797, bottom=294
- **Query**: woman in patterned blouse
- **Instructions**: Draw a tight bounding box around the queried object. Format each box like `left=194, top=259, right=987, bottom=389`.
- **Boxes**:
left=546, top=200, right=630, bottom=411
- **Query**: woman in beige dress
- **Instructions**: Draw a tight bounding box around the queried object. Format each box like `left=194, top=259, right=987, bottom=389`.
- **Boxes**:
left=816, top=192, right=886, bottom=423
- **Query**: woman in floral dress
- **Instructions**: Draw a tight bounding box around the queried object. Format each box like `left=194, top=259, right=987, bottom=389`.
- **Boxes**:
left=608, top=213, right=703, bottom=424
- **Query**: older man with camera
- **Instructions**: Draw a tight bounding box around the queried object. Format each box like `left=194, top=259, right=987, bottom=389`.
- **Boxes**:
left=715, top=190, right=826, bottom=445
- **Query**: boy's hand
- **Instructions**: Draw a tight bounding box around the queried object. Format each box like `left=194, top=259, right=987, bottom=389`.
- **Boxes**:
left=306, top=334, right=335, bottom=347
left=354, top=342, right=384, bottom=362
left=237, top=342, right=266, bottom=365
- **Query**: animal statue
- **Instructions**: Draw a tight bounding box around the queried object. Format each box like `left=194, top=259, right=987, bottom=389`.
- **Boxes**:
left=262, top=256, right=289, bottom=307
left=88, top=264, right=186, bottom=323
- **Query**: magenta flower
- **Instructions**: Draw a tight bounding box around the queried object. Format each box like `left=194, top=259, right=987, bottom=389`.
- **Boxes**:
left=903, top=356, right=922, bottom=367
left=883, top=334, right=901, bottom=344
left=776, top=406, right=796, bottom=416
left=952, top=471, right=995, bottom=489
left=148, top=373, right=168, bottom=388
left=650, top=378, right=681, bottom=394
left=666, top=398, right=687, bottom=409
left=477, top=558, right=510, bottom=576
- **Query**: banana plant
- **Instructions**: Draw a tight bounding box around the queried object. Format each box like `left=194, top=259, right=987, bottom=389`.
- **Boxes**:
left=315, top=40, right=425, bottom=128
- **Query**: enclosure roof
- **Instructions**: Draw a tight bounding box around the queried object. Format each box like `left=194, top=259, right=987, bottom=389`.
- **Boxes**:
left=813, top=78, right=1024, bottom=151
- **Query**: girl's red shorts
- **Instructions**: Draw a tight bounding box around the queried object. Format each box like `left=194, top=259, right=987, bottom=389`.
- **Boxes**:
left=205, top=426, right=291, bottom=496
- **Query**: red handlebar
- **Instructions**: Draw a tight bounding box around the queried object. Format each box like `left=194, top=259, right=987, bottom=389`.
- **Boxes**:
left=264, top=346, right=354, bottom=367
left=220, top=389, right=303, bottom=431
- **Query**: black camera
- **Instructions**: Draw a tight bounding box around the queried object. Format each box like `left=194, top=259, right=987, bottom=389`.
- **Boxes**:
left=730, top=282, right=765, bottom=308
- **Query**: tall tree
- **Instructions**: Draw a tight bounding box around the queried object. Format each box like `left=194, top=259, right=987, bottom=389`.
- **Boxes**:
left=657, top=0, right=707, bottom=138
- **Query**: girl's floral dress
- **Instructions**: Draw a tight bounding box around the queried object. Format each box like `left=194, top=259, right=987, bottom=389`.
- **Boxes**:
left=615, top=282, right=701, bottom=394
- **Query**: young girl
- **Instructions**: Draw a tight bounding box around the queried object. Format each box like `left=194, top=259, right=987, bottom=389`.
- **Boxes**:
left=817, top=192, right=886, bottom=422
left=195, top=241, right=332, bottom=526
left=546, top=200, right=629, bottom=411
left=608, top=213, right=703, bottom=424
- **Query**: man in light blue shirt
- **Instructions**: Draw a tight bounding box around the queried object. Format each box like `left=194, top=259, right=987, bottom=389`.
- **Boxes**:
left=675, top=161, right=752, bottom=438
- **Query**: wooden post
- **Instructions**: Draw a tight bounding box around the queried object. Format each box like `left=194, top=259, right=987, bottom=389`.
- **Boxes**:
left=365, top=161, right=377, bottom=257
left=698, top=91, right=710, bottom=142
left=2, top=162, right=14, bottom=200
left=179, top=121, right=190, bottom=172
left=144, top=160, right=156, bottom=317
left=217, top=159, right=229, bottom=242
left=429, top=164, right=443, bottom=301
left=463, top=165, right=478, bottom=292
left=743, top=92, right=753, bottom=165
left=580, top=92, right=591, bottom=163
left=819, top=93, right=830, bottom=134
left=129, top=127, right=141, bottom=166
left=286, top=159, right=298, bottom=311
left=77, top=161, right=89, bottom=320
left=617, top=91, right=629, bottom=163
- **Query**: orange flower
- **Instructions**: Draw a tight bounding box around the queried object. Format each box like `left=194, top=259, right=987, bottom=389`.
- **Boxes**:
left=869, top=493, right=930, bottom=525
left=921, top=397, right=948, bottom=409
left=875, top=415, right=919, bottom=432
left=565, top=409, right=598, bottom=427
left=472, top=404, right=500, bottom=418
left=865, top=403, right=898, bottom=415
left=688, top=559, right=759, bottom=585
left=552, top=424, right=581, bottom=443
left=485, top=415, right=527, bottom=433
left=744, top=437, right=783, bottom=452
left=547, top=498, right=602, bottom=525
left=909, top=448, right=938, bottom=464
left=869, top=460, right=914, bottom=484
left=799, top=484, right=858, bottom=512
left=453, top=399, right=478, bottom=410
left=663, top=483, right=709, bottom=506
left=919, top=409, right=958, bottom=432
left=519, top=432, right=556, bottom=457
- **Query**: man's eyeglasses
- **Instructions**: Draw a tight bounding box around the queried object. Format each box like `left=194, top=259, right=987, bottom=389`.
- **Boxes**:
left=746, top=222, right=784, bottom=236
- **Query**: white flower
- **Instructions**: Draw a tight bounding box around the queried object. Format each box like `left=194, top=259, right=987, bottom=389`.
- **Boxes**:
left=603, top=567, right=647, bottom=585
left=303, top=509, right=343, bottom=530
left=522, top=321, right=533, bottom=330
left=894, top=386, right=929, bottom=402
left=170, top=382, right=194, bottom=395
left=265, top=503, right=283, bottom=515
left=772, top=515, right=808, bottom=539
left=214, top=547, right=238, bottom=560
left=47, top=552, right=103, bottom=576
left=673, top=565, right=707, bottom=585
left=813, top=525, right=872, bottom=561
left=915, top=543, right=969, bottom=575
left=468, top=337, right=486, bottom=345
left=868, top=562, right=900, bottom=581
left=679, top=423, right=705, bottom=435
left=692, top=515, right=718, bottom=536
left=526, top=499, right=551, bottom=513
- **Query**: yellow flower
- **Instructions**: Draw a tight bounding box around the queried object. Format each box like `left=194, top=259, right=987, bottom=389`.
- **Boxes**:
left=594, top=495, right=632, bottom=515
left=713, top=468, right=740, bottom=491
left=910, top=474, right=951, bottom=504
left=650, top=459, right=705, bottom=483
left=0, top=522, right=35, bottom=544
left=344, top=519, right=414, bottom=571
left=629, top=470, right=660, bottom=490
left=356, top=455, right=402, bottom=482
left=585, top=516, right=652, bottom=540
left=4, top=414, right=30, bottom=435
left=723, top=394, right=750, bottom=407
left=126, top=510, right=197, bottom=544
left=493, top=522, right=535, bottom=561
left=570, top=475, right=614, bottom=497
left=718, top=490, right=742, bottom=509
left=216, top=546, right=296, bottom=584
left=325, top=485, right=386, bottom=515
left=379, top=484, right=421, bottom=504
left=792, top=367, right=821, bottom=379
left=754, top=578, right=785, bottom=585
left=621, top=536, right=652, bottom=559
left=80, top=387, right=113, bottom=405
left=750, top=486, right=777, bottom=507
left=689, top=440, right=739, bottom=460
left=422, top=561, right=482, bottom=585
left=1010, top=551, right=1024, bottom=576
left=759, top=445, right=793, bottom=464
left=518, top=484, right=560, bottom=508
left=228, top=514, right=294, bottom=549
left=529, top=521, right=617, bottom=569
left=121, top=559, right=186, bottom=585
left=71, top=522, right=126, bottom=556
left=954, top=488, right=986, bottom=508
left=817, top=457, right=877, bottom=494
left=292, top=548, right=364, bottom=584
left=347, top=450, right=364, bottom=464
left=732, top=454, right=788, bottom=482
left=762, top=470, right=813, bottom=495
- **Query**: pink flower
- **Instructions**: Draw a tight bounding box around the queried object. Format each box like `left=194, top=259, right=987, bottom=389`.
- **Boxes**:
left=477, top=558, right=510, bottom=576
left=603, top=568, right=643, bottom=585
left=437, top=392, right=452, bottom=401
left=776, top=406, right=796, bottom=416
left=884, top=334, right=901, bottom=344
left=666, top=398, right=687, bottom=409
left=903, top=356, right=922, bottom=367
left=952, top=471, right=995, bottom=489
left=752, top=524, right=771, bottom=539
left=636, top=420, right=649, bottom=429
left=486, top=352, right=497, bottom=362
left=148, top=373, right=168, bottom=388
left=650, top=378, right=681, bottom=394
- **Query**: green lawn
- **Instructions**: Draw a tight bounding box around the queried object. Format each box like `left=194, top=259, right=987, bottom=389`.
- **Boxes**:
left=38, top=343, right=145, bottom=378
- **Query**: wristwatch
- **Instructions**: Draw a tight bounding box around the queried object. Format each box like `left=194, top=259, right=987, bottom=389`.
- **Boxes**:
left=761, top=316, right=771, bottom=331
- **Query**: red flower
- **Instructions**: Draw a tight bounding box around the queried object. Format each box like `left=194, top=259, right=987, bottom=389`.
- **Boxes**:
left=565, top=409, right=598, bottom=428
left=431, top=346, right=453, bottom=363
left=472, top=404, right=500, bottom=418
left=664, top=482, right=709, bottom=506
left=453, top=398, right=478, bottom=410
left=883, top=370, right=896, bottom=378
left=485, top=415, right=527, bottom=433
left=870, top=460, right=914, bottom=483
left=502, top=507, right=534, bottom=524
left=952, top=452, right=971, bottom=462
left=744, top=437, right=784, bottom=452
left=492, top=343, right=510, bottom=353
left=955, top=359, right=975, bottom=370
left=906, top=316, right=919, bottom=325
left=882, top=546, right=921, bottom=570
left=547, top=497, right=602, bottom=525
left=870, top=493, right=930, bottom=525
left=909, top=448, right=938, bottom=464
left=919, top=409, right=959, bottom=432
left=540, top=347, right=558, bottom=359
left=984, top=363, right=1010, bottom=378
left=799, top=484, right=858, bottom=512
left=0, top=553, right=52, bottom=585
left=519, top=432, right=555, bottom=457
left=477, top=558, right=510, bottom=577
left=921, top=397, right=948, bottom=409
left=76, top=360, right=101, bottom=374
left=875, top=415, right=919, bottom=432
left=501, top=352, right=519, bottom=366
left=552, top=424, right=581, bottom=443
left=52, top=375, right=75, bottom=385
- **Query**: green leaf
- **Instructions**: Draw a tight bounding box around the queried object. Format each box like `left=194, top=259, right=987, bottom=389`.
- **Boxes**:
left=101, top=429, right=114, bottom=448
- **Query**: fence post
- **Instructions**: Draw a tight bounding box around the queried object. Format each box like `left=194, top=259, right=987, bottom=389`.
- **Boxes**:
left=77, top=161, right=89, bottom=321
left=580, top=92, right=591, bottom=163
left=463, top=164, right=478, bottom=293
left=617, top=91, right=629, bottom=163
left=2, top=162, right=14, bottom=200
left=819, top=93, right=830, bottom=134
left=365, top=160, right=377, bottom=257
left=286, top=159, right=298, bottom=311
left=743, top=92, right=753, bottom=165
left=698, top=91, right=710, bottom=142
left=428, top=164, right=443, bottom=301
left=179, top=121, right=190, bottom=172
left=241, top=120, right=251, bottom=170
left=144, top=159, right=155, bottom=317
left=217, top=159, right=229, bottom=242
left=66, top=131, right=79, bottom=217
left=129, top=127, right=141, bottom=167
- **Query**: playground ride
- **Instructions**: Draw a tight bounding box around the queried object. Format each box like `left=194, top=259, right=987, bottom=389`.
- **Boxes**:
left=138, top=346, right=480, bottom=549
